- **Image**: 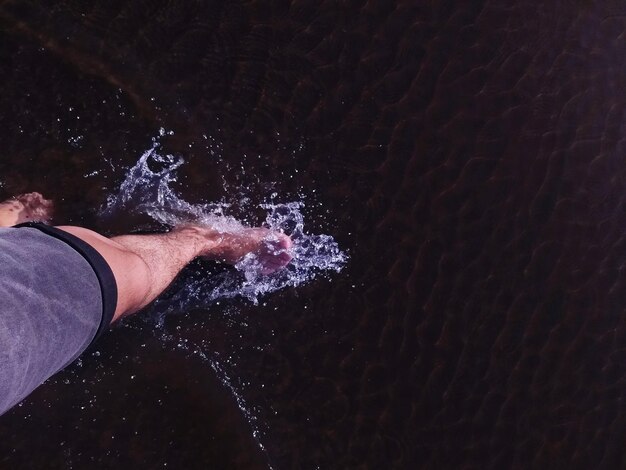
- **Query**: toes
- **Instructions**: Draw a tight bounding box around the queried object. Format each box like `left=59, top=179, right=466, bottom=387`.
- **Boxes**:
left=257, top=237, right=293, bottom=274
left=16, top=192, right=43, bottom=203
left=10, top=192, right=54, bottom=223
left=264, top=233, right=293, bottom=252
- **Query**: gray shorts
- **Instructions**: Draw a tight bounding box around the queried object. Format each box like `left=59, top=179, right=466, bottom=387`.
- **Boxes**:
left=0, top=223, right=117, bottom=415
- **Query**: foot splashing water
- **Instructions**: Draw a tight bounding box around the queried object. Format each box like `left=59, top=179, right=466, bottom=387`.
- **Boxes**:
left=100, top=133, right=347, bottom=465
left=103, top=137, right=347, bottom=308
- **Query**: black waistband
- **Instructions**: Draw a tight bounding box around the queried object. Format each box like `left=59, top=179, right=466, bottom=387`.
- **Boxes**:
left=12, top=222, right=118, bottom=346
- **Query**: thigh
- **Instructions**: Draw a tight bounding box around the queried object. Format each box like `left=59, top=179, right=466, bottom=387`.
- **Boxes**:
left=0, top=227, right=102, bottom=414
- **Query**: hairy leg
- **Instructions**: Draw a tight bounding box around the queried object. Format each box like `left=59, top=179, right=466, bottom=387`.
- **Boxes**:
left=0, top=194, right=292, bottom=416
left=57, top=225, right=292, bottom=322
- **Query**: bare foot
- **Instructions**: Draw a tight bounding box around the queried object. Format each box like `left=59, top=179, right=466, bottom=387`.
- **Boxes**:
left=0, top=192, right=54, bottom=227
left=179, top=226, right=293, bottom=274
left=216, top=228, right=293, bottom=274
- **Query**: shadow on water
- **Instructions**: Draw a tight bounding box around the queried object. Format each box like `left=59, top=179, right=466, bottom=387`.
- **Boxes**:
left=1, top=0, right=626, bottom=469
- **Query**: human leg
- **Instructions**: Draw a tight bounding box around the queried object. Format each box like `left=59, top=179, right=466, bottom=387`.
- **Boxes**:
left=57, top=225, right=292, bottom=322
left=0, top=194, right=292, bottom=417
left=0, top=193, right=293, bottom=323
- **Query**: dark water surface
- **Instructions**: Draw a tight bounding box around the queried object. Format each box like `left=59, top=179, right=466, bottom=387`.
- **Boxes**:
left=1, top=1, right=626, bottom=468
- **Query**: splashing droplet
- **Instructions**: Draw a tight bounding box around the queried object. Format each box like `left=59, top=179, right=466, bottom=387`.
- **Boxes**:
left=103, top=138, right=347, bottom=309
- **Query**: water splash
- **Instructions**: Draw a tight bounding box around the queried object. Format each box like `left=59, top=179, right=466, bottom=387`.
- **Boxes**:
left=103, top=135, right=348, bottom=308
left=100, top=134, right=346, bottom=468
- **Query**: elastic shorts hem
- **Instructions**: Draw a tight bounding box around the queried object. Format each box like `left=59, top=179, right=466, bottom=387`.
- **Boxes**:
left=12, top=222, right=118, bottom=346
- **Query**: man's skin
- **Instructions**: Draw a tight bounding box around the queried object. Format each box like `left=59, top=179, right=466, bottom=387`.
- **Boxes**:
left=0, top=192, right=293, bottom=322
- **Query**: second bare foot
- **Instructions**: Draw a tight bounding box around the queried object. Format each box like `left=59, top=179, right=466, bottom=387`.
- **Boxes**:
left=0, top=192, right=54, bottom=227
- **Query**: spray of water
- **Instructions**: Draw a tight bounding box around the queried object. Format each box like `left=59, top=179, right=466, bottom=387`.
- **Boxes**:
left=103, top=136, right=347, bottom=310
left=100, top=133, right=347, bottom=466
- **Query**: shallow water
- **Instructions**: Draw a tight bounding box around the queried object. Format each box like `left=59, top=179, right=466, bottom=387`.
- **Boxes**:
left=0, top=0, right=626, bottom=469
